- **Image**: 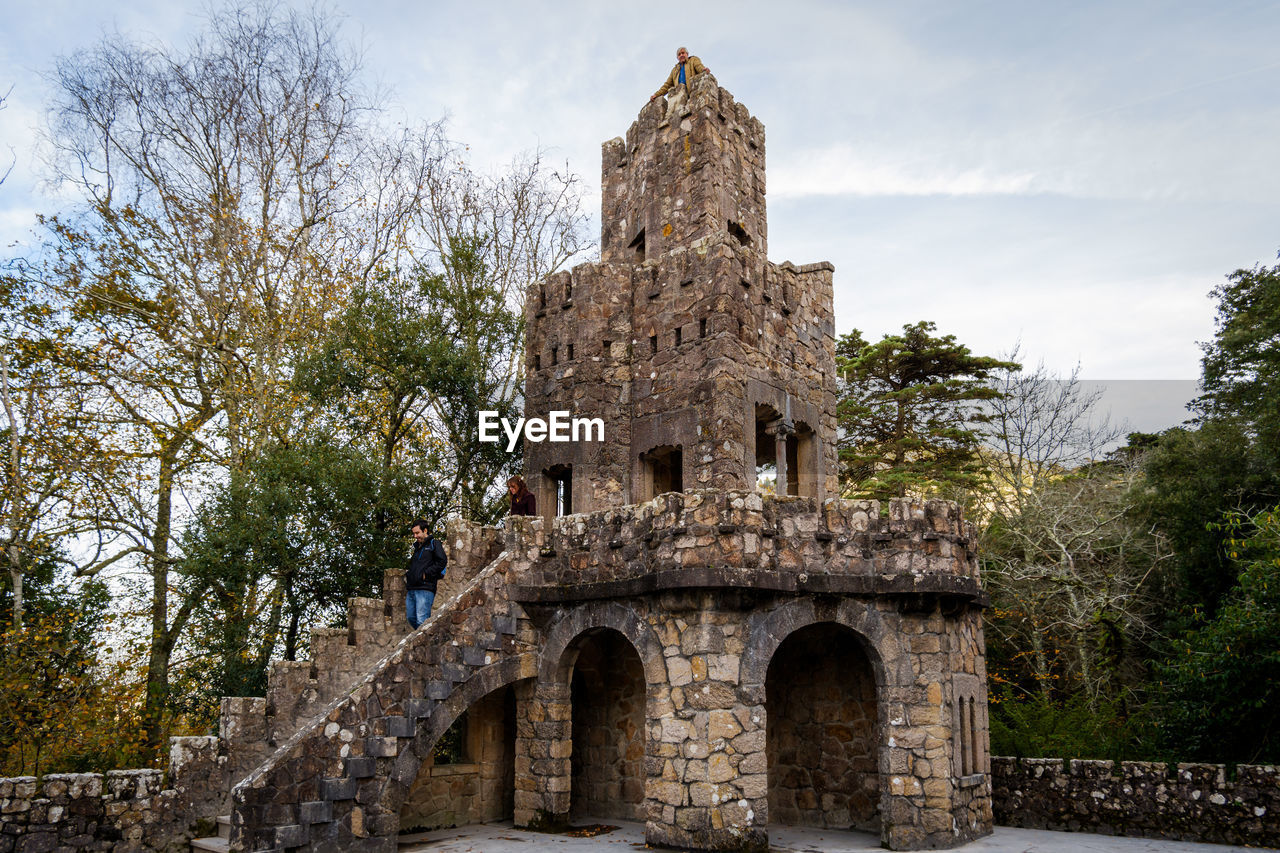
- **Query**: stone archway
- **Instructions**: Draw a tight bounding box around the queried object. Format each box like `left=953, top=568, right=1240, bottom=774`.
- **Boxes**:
left=765, top=622, right=880, bottom=831
left=514, top=602, right=666, bottom=830
left=566, top=628, right=646, bottom=820
left=377, top=654, right=537, bottom=829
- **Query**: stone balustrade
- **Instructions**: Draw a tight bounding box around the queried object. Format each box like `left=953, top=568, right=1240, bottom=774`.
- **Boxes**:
left=505, top=491, right=979, bottom=602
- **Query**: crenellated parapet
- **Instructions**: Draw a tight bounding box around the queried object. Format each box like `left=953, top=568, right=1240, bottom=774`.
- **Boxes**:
left=500, top=492, right=980, bottom=604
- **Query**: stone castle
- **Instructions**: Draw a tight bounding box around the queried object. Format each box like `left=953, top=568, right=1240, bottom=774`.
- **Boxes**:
left=226, top=73, right=991, bottom=852
left=0, top=75, right=997, bottom=853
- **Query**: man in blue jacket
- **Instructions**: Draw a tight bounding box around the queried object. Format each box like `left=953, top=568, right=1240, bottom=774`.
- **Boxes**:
left=406, top=520, right=447, bottom=629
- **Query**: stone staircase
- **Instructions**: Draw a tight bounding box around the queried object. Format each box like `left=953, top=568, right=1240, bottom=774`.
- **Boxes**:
left=227, top=535, right=537, bottom=852
left=191, top=815, right=233, bottom=852
left=182, top=520, right=511, bottom=852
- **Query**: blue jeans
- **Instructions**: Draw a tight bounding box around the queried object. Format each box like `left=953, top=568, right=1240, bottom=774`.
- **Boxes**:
left=405, top=589, right=436, bottom=629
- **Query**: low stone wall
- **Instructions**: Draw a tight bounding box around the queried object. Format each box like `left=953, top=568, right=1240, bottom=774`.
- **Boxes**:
left=992, top=756, right=1280, bottom=847
left=0, top=738, right=226, bottom=853
left=1, top=772, right=180, bottom=853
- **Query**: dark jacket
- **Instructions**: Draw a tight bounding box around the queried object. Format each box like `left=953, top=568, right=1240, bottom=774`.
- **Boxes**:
left=407, top=537, right=447, bottom=592
left=510, top=491, right=536, bottom=516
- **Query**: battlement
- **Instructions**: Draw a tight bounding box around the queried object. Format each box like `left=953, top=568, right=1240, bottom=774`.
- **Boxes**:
left=601, top=73, right=765, bottom=262
left=501, top=490, right=980, bottom=603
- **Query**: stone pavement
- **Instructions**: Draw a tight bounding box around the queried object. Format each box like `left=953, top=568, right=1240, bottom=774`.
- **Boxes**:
left=398, top=819, right=1265, bottom=852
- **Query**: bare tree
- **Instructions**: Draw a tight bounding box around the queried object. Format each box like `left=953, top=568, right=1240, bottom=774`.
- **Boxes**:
left=980, top=348, right=1122, bottom=518
left=978, top=356, right=1167, bottom=707
left=0, top=86, right=13, bottom=188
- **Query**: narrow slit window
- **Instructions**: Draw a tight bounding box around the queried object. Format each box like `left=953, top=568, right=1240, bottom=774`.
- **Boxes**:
left=699, top=318, right=707, bottom=338
left=674, top=327, right=682, bottom=347
left=546, top=465, right=573, bottom=516
left=567, top=343, right=574, bottom=360
left=551, top=346, right=558, bottom=366
left=650, top=334, right=658, bottom=355
left=628, top=228, right=646, bottom=262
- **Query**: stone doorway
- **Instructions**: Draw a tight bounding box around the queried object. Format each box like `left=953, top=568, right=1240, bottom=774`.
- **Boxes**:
left=568, top=629, right=646, bottom=821
left=766, top=622, right=881, bottom=832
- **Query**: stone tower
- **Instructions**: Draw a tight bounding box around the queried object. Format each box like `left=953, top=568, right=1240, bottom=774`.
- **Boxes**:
left=227, top=74, right=992, bottom=853
left=524, top=75, right=838, bottom=514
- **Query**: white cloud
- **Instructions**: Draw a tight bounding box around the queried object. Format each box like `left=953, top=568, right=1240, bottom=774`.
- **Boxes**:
left=771, top=146, right=1039, bottom=198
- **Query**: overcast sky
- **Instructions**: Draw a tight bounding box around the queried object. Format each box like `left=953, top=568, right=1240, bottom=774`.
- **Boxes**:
left=4, top=1, right=1278, bottom=432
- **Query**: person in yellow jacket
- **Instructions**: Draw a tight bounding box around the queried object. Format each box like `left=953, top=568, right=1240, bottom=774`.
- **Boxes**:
left=650, top=47, right=710, bottom=102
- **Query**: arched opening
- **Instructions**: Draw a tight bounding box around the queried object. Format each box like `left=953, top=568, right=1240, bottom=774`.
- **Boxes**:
left=568, top=629, right=645, bottom=821
left=400, top=685, right=517, bottom=832
left=766, top=623, right=880, bottom=832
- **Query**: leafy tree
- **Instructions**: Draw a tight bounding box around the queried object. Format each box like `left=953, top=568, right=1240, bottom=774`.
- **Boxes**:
left=175, top=438, right=397, bottom=714
left=0, top=591, right=148, bottom=776
left=836, top=321, right=1017, bottom=500
left=988, top=685, right=1147, bottom=762
left=1196, top=260, right=1280, bottom=462
left=36, top=2, right=441, bottom=754
left=0, top=275, right=124, bottom=628
left=299, top=232, right=578, bottom=526
left=1156, top=506, right=1280, bottom=763
left=1138, top=422, right=1278, bottom=617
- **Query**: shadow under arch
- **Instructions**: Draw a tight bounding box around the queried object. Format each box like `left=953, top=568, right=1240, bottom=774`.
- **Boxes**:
left=741, top=598, right=904, bottom=835
left=766, top=622, right=882, bottom=831
left=536, top=602, right=667, bottom=823
left=377, top=652, right=537, bottom=822
left=739, top=597, right=897, bottom=692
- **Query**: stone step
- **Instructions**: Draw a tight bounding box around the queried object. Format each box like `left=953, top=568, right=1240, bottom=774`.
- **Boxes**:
left=190, top=835, right=229, bottom=852
left=218, top=814, right=231, bottom=839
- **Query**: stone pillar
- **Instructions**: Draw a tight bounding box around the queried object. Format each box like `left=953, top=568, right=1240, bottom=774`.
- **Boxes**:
left=513, top=680, right=572, bottom=829
left=382, top=568, right=406, bottom=626
left=643, top=603, right=769, bottom=853
left=880, top=619, right=961, bottom=850
left=766, top=417, right=793, bottom=496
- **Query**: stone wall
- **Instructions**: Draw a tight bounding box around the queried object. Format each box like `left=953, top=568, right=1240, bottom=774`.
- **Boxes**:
left=515, top=491, right=978, bottom=597
left=0, top=736, right=227, bottom=853
left=991, top=757, right=1280, bottom=847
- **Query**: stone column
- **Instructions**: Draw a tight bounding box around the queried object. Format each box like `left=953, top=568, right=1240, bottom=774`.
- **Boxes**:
left=513, top=680, right=572, bottom=829
left=644, top=603, right=769, bottom=853
left=766, top=418, right=794, bottom=496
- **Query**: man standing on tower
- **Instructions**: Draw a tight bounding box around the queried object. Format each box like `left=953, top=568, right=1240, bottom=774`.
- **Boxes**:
left=405, top=520, right=447, bottom=629
left=651, top=46, right=710, bottom=101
